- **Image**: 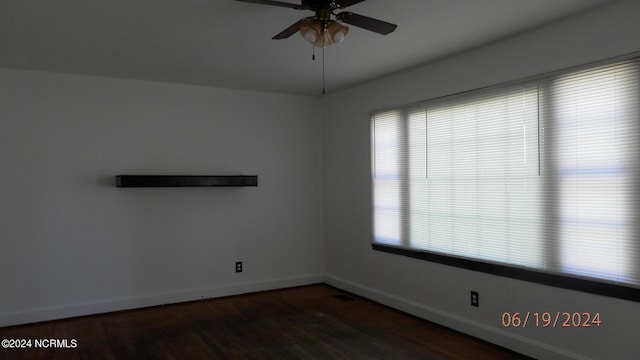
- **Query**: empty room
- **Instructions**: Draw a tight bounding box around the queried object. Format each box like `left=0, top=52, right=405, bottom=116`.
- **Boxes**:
left=1, top=1, right=639, bottom=359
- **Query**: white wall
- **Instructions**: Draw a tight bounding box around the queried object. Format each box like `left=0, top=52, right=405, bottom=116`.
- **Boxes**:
left=0, top=70, right=324, bottom=326
left=323, top=1, right=640, bottom=359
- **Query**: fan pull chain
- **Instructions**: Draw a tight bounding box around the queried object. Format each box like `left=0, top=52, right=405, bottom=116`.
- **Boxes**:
left=322, top=44, right=326, bottom=95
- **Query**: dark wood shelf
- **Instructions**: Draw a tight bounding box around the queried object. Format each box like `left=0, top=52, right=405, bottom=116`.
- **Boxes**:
left=116, top=175, right=258, bottom=188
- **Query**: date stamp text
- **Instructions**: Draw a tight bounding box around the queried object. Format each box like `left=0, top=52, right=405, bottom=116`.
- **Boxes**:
left=501, top=312, right=601, bottom=328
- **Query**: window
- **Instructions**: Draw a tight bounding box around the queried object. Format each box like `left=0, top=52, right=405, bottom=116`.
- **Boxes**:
left=372, top=57, right=640, bottom=300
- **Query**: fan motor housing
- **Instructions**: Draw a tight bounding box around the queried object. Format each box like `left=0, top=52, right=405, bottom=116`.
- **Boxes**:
left=303, top=0, right=339, bottom=11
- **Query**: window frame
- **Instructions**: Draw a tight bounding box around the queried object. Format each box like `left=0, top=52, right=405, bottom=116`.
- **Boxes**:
left=370, top=53, right=640, bottom=302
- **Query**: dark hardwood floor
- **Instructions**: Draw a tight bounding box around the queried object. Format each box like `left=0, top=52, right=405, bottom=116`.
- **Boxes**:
left=0, top=284, right=532, bottom=359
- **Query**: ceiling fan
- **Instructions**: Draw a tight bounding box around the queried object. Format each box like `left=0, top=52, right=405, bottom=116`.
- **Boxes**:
left=235, top=0, right=397, bottom=47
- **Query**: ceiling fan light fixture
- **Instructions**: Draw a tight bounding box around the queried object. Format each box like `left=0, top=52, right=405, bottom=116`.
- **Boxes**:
left=327, top=20, right=349, bottom=44
left=299, top=20, right=348, bottom=47
left=300, top=24, right=318, bottom=43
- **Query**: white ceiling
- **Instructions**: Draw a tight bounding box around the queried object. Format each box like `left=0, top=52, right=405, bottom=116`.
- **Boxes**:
left=0, top=0, right=620, bottom=95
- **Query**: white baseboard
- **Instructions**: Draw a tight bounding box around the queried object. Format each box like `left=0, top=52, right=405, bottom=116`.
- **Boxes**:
left=1, top=273, right=324, bottom=327
left=324, top=274, right=592, bottom=360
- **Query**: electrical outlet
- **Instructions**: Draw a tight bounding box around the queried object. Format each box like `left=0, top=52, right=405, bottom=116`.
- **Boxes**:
left=235, top=261, right=243, bottom=273
left=471, top=291, right=479, bottom=307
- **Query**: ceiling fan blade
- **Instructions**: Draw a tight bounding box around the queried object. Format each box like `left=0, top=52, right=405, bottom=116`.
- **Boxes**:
left=273, top=17, right=311, bottom=39
left=336, top=12, right=397, bottom=35
left=333, top=0, right=367, bottom=9
left=235, top=0, right=305, bottom=10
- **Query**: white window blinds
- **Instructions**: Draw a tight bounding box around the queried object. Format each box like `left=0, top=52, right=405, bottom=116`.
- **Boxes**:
left=372, top=57, right=640, bottom=290
left=540, top=60, right=640, bottom=284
